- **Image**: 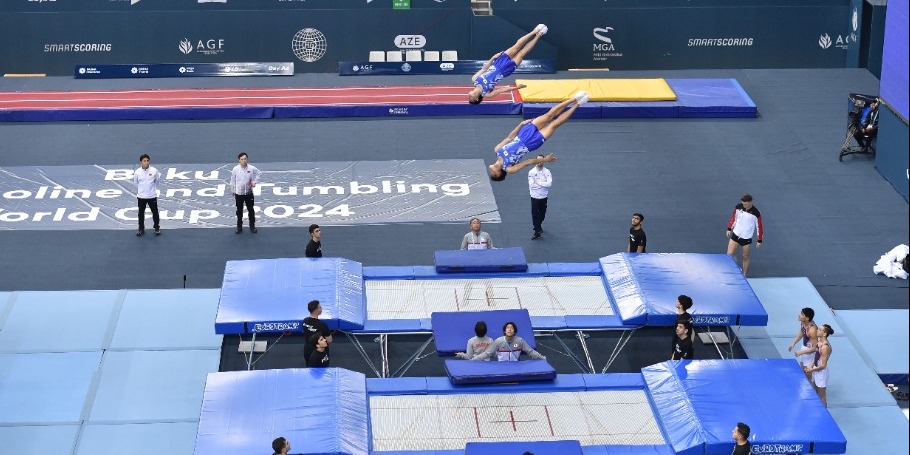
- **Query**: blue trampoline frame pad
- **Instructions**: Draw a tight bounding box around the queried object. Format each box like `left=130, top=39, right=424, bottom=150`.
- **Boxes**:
left=194, top=368, right=369, bottom=455
left=215, top=258, right=365, bottom=334
left=645, top=359, right=846, bottom=454
left=601, top=253, right=768, bottom=326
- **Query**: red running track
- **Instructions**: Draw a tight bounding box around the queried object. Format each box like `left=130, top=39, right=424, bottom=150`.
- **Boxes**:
left=0, top=85, right=522, bottom=110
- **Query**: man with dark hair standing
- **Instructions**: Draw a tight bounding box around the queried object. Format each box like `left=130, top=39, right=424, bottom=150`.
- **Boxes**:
left=528, top=154, right=552, bottom=240
left=133, top=153, right=161, bottom=237
left=230, top=152, right=260, bottom=234
left=731, top=422, right=751, bottom=455
left=671, top=320, right=694, bottom=360
left=628, top=213, right=646, bottom=253
left=303, top=299, right=332, bottom=364
left=787, top=307, right=817, bottom=374
left=271, top=437, right=290, bottom=455
left=306, top=334, right=330, bottom=368
left=675, top=295, right=696, bottom=343
left=726, top=193, right=763, bottom=276
left=305, top=224, right=322, bottom=258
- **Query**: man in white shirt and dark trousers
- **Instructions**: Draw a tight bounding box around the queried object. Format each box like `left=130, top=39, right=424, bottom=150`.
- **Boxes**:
left=230, top=152, right=261, bottom=234
left=133, top=153, right=161, bottom=237
left=528, top=154, right=551, bottom=240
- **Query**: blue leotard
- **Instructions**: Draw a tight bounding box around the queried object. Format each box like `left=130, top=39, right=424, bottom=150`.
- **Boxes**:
left=473, top=52, right=517, bottom=96
left=496, top=123, right=545, bottom=170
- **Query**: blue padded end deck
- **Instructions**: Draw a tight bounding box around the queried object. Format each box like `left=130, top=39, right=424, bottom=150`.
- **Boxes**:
left=445, top=359, right=556, bottom=385
left=434, top=247, right=528, bottom=273
left=194, top=368, right=369, bottom=455
left=466, top=440, right=581, bottom=455
left=601, top=253, right=768, bottom=327
left=215, top=257, right=366, bottom=334
left=644, top=359, right=846, bottom=455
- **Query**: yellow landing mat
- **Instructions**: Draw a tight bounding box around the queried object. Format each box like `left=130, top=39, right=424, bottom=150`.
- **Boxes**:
left=516, top=78, right=677, bottom=102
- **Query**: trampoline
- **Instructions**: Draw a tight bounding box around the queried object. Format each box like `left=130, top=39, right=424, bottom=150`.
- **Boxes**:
left=192, top=360, right=846, bottom=455
left=214, top=252, right=769, bottom=376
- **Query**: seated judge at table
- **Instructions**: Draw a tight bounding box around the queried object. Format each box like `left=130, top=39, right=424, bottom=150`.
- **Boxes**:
left=461, top=217, right=493, bottom=250
left=469, top=321, right=545, bottom=361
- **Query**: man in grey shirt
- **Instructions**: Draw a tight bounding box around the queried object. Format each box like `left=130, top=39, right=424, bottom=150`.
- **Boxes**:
left=469, top=321, right=545, bottom=361
left=460, top=217, right=493, bottom=250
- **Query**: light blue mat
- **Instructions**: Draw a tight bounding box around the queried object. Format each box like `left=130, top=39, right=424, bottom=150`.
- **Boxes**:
left=89, top=350, right=219, bottom=423
left=110, top=289, right=222, bottom=350
left=0, top=290, right=120, bottom=353
left=828, top=406, right=909, bottom=454
left=77, top=422, right=200, bottom=455
left=836, top=309, right=909, bottom=376
left=738, top=278, right=845, bottom=339
left=0, top=351, right=101, bottom=424
left=0, top=425, right=80, bottom=455
left=767, top=338, right=895, bottom=408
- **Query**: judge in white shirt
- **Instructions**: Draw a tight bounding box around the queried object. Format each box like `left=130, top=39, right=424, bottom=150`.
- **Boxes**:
left=528, top=154, right=552, bottom=240
left=132, top=153, right=161, bottom=237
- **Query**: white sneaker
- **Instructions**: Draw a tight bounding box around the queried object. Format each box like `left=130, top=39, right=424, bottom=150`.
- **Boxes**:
left=535, top=24, right=548, bottom=36
left=574, top=90, right=589, bottom=105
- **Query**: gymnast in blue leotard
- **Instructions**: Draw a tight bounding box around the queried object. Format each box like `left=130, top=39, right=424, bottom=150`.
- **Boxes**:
left=468, top=24, right=548, bottom=104
left=488, top=91, right=588, bottom=181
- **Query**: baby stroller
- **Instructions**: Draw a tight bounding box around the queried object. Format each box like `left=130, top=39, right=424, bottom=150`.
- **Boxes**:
left=839, top=93, right=878, bottom=162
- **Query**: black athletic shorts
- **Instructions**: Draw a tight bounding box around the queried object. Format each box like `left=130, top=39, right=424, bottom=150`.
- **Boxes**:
left=730, top=232, right=753, bottom=246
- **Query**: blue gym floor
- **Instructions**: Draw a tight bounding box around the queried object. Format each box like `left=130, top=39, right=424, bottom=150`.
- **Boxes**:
left=0, top=68, right=907, bottom=454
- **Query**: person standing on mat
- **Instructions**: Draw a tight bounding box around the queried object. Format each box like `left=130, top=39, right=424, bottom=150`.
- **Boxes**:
left=271, top=437, right=290, bottom=455
left=731, top=422, right=751, bottom=455
left=456, top=321, right=493, bottom=360
left=306, top=333, right=330, bottom=368
left=675, top=295, right=696, bottom=343
left=528, top=154, right=552, bottom=240
left=305, top=224, right=322, bottom=258
left=806, top=324, right=834, bottom=406
left=303, top=299, right=333, bottom=364
left=230, top=152, right=260, bottom=234
left=725, top=193, right=763, bottom=276
left=787, top=307, right=817, bottom=378
left=461, top=218, right=493, bottom=250
left=468, top=24, right=547, bottom=104
left=471, top=321, right=545, bottom=361
left=488, top=92, right=587, bottom=181
left=628, top=212, right=646, bottom=253
left=671, top=320, right=694, bottom=360
left=132, top=153, right=161, bottom=237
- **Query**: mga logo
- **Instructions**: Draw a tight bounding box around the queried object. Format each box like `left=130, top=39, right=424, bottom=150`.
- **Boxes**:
left=593, top=27, right=614, bottom=50
left=440, top=62, right=454, bottom=70
left=592, top=26, right=622, bottom=60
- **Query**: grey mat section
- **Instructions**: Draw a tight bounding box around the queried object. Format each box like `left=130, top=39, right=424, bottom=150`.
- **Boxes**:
left=1, top=69, right=907, bottom=313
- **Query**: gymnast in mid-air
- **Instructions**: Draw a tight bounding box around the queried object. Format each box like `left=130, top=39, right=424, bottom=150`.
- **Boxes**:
left=468, top=24, right=548, bottom=104
left=487, top=91, right=588, bottom=181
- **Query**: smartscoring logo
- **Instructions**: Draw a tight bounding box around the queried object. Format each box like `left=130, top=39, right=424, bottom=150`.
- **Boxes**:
left=687, top=38, right=753, bottom=47
left=44, top=43, right=112, bottom=53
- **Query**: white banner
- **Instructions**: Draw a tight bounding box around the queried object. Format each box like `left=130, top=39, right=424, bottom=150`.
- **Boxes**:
left=0, top=160, right=500, bottom=230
